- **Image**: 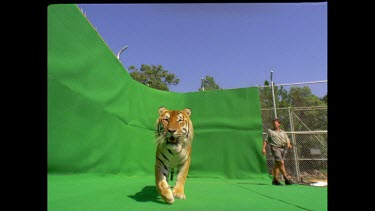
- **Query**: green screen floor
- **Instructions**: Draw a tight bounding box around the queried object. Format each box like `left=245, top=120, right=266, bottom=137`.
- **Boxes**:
left=48, top=174, right=327, bottom=211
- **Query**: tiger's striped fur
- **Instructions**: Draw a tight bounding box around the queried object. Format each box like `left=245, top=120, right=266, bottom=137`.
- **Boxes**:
left=155, top=106, right=194, bottom=204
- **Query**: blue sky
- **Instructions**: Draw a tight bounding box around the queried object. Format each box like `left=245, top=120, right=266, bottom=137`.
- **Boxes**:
left=77, top=3, right=327, bottom=97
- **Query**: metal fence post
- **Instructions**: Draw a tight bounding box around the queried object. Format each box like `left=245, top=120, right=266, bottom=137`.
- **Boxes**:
left=288, top=107, right=301, bottom=182
left=270, top=70, right=277, bottom=119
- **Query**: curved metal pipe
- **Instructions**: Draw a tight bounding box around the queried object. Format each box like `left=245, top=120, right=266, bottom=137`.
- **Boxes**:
left=117, top=46, right=128, bottom=60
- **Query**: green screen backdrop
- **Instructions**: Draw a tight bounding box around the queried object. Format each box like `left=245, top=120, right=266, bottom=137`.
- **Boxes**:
left=48, top=4, right=268, bottom=180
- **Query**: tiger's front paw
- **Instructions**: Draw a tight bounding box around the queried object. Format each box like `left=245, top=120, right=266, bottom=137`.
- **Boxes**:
left=162, top=190, right=175, bottom=204
left=173, top=188, right=186, bottom=200
left=157, top=181, right=174, bottom=204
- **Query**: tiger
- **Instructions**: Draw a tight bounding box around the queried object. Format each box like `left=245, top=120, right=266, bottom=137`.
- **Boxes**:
left=155, top=106, right=194, bottom=204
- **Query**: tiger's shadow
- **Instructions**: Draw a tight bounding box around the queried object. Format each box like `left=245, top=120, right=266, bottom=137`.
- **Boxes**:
left=128, top=185, right=165, bottom=204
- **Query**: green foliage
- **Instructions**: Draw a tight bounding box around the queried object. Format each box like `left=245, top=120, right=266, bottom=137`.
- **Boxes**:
left=259, top=80, right=327, bottom=108
left=198, top=75, right=222, bottom=91
left=288, top=87, right=326, bottom=107
left=320, top=94, right=327, bottom=105
left=259, top=80, right=289, bottom=108
left=128, top=64, right=180, bottom=91
left=259, top=80, right=327, bottom=132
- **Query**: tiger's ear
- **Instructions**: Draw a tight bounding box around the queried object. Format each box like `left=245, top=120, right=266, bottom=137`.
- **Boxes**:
left=183, top=108, right=192, bottom=117
left=159, top=106, right=167, bottom=115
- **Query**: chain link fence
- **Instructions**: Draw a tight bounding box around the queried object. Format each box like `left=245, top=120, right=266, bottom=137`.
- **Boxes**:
left=259, top=81, right=327, bottom=183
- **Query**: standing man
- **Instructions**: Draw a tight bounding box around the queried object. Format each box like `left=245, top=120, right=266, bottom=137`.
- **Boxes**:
left=262, top=119, right=294, bottom=185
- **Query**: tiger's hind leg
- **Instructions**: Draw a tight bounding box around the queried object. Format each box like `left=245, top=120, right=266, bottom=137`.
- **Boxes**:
left=172, top=157, right=190, bottom=200
left=155, top=165, right=174, bottom=204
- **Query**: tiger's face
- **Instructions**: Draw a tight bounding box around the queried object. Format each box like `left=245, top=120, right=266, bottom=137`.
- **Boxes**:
left=156, top=107, right=193, bottom=151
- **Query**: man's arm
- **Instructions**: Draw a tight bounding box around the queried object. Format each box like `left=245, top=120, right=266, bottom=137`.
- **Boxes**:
left=285, top=132, right=292, bottom=149
left=262, top=140, right=267, bottom=155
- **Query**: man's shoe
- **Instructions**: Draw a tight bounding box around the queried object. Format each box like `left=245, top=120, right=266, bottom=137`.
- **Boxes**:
left=272, top=180, right=283, bottom=186
left=285, top=179, right=294, bottom=185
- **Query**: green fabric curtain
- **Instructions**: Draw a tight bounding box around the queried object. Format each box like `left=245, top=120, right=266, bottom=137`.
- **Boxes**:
left=48, top=4, right=268, bottom=180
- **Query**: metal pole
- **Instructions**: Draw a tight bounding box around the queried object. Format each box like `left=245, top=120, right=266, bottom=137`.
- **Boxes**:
left=289, top=107, right=300, bottom=182
left=117, top=45, right=128, bottom=60
left=270, top=70, right=277, bottom=119
left=201, top=78, right=205, bottom=91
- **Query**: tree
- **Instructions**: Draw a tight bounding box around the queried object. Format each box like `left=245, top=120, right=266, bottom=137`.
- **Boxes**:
left=287, top=86, right=327, bottom=131
left=198, top=75, right=222, bottom=91
left=259, top=81, right=327, bottom=108
left=258, top=81, right=327, bottom=130
left=287, top=86, right=326, bottom=107
left=128, top=64, right=180, bottom=91
left=258, top=80, right=289, bottom=108
left=320, top=94, right=327, bottom=105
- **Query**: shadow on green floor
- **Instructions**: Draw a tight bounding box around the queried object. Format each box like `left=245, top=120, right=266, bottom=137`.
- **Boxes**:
left=128, top=185, right=166, bottom=205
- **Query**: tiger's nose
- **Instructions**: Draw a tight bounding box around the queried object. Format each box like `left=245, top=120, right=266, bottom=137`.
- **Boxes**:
left=168, top=129, right=176, bottom=134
